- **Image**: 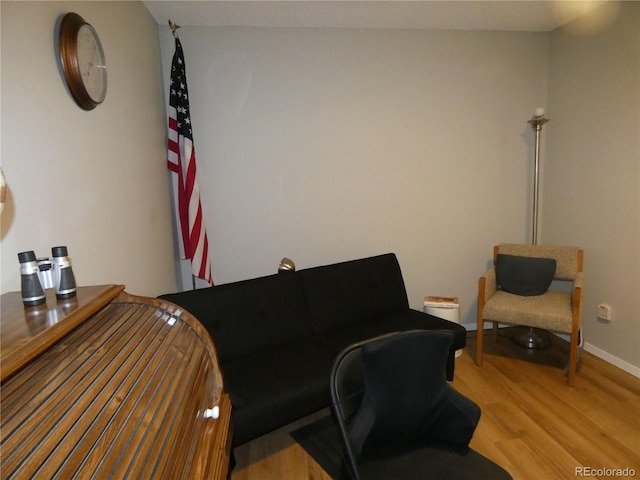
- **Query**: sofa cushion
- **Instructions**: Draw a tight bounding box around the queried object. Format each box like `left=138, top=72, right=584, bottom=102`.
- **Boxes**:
left=299, top=253, right=409, bottom=334
left=314, top=309, right=466, bottom=380
left=159, top=272, right=311, bottom=363
left=316, top=309, right=467, bottom=353
left=222, top=337, right=336, bottom=446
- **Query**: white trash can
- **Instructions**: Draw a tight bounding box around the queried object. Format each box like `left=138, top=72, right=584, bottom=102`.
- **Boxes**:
left=424, top=296, right=462, bottom=358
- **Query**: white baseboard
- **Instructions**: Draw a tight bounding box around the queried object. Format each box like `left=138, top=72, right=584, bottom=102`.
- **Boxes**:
left=462, top=323, right=640, bottom=379
left=583, top=342, right=640, bottom=379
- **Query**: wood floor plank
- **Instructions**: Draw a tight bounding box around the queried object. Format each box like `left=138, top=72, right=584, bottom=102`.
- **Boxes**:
left=231, top=328, right=640, bottom=479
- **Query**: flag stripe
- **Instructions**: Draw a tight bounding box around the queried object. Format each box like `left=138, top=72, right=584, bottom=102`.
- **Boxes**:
left=166, top=37, right=214, bottom=285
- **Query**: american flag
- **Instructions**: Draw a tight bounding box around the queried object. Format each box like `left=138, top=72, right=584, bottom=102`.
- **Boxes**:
left=167, top=36, right=213, bottom=285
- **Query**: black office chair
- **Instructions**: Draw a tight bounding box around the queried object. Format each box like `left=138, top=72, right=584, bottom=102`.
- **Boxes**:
left=330, top=330, right=512, bottom=480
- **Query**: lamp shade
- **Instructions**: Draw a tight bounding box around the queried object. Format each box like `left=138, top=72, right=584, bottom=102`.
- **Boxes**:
left=278, top=258, right=296, bottom=272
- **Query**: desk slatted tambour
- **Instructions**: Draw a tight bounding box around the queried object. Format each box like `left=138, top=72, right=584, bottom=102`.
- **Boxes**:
left=0, top=285, right=232, bottom=479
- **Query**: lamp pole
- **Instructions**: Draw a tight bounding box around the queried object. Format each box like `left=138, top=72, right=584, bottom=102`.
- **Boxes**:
left=512, top=108, right=552, bottom=350
left=527, top=108, right=549, bottom=245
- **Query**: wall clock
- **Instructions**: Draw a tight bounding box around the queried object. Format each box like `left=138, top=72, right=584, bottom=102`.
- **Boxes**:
left=58, top=13, right=107, bottom=111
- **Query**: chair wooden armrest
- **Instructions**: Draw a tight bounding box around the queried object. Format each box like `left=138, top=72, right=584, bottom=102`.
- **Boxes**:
left=476, top=268, right=496, bottom=367
left=573, top=271, right=584, bottom=291
left=479, top=268, right=497, bottom=302
left=567, top=271, right=584, bottom=386
left=572, top=271, right=584, bottom=317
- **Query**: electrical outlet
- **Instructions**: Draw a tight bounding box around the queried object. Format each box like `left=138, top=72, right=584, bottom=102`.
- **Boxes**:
left=597, top=303, right=613, bottom=321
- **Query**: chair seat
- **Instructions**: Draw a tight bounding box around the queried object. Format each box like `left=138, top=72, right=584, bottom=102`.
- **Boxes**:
left=357, top=444, right=512, bottom=480
left=483, top=290, right=572, bottom=333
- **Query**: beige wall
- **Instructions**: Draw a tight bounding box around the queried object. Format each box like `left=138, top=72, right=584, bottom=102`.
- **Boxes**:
left=2, top=1, right=636, bottom=374
left=544, top=2, right=639, bottom=371
left=157, top=26, right=550, bottom=325
left=0, top=1, right=177, bottom=297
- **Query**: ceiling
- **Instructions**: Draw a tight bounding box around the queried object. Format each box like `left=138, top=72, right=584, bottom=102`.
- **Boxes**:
left=142, top=1, right=605, bottom=32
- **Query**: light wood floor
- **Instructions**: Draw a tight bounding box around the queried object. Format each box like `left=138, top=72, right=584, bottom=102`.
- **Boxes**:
left=231, top=328, right=640, bottom=480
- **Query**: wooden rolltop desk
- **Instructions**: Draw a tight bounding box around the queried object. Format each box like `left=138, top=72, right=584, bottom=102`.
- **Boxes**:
left=0, top=285, right=232, bottom=479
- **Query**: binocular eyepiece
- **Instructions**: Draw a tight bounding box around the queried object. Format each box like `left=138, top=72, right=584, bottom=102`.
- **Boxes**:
left=18, top=246, right=77, bottom=306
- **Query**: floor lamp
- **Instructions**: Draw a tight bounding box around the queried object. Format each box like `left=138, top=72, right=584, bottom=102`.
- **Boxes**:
left=512, top=107, right=551, bottom=349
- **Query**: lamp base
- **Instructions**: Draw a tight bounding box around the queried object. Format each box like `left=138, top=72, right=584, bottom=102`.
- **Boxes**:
left=511, top=327, right=550, bottom=349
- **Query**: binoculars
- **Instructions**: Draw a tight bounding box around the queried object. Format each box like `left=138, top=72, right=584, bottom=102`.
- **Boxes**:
left=18, top=246, right=77, bottom=306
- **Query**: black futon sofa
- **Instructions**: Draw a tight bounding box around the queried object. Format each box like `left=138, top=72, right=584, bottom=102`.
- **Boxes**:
left=159, top=253, right=466, bottom=447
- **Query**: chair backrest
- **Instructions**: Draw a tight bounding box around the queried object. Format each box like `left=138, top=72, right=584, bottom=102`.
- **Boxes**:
left=332, top=347, right=366, bottom=420
left=495, top=243, right=583, bottom=281
left=330, top=336, right=371, bottom=480
left=329, top=330, right=456, bottom=480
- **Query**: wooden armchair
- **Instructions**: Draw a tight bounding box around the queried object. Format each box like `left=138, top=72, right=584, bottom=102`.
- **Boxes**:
left=476, top=244, right=584, bottom=386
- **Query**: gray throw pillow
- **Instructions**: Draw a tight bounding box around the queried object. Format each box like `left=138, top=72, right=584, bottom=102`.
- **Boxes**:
left=495, top=254, right=556, bottom=296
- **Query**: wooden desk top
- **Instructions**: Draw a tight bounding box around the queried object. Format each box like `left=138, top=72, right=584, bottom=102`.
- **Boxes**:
left=0, top=285, right=232, bottom=479
left=1, top=285, right=125, bottom=381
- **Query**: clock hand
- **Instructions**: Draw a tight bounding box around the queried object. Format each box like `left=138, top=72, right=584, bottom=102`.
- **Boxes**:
left=91, top=44, right=99, bottom=67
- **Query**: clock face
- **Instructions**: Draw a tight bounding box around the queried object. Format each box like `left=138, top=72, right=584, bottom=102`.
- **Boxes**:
left=77, top=24, right=107, bottom=103
left=58, top=13, right=107, bottom=110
